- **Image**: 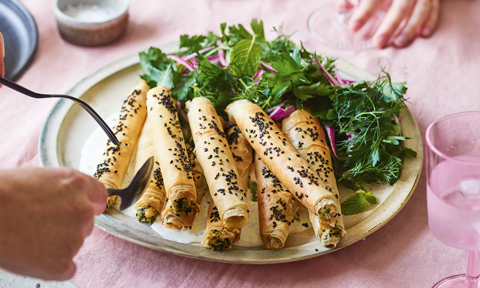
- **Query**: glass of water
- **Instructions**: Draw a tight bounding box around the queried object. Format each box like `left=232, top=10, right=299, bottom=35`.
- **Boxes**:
left=426, top=111, right=480, bottom=288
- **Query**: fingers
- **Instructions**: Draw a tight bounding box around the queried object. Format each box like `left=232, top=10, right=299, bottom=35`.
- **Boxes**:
left=394, top=0, right=431, bottom=47
left=335, top=0, right=355, bottom=12
left=349, top=0, right=384, bottom=32
left=59, top=168, right=107, bottom=215
left=421, top=0, right=439, bottom=37
left=82, top=173, right=108, bottom=215
left=373, top=0, right=417, bottom=48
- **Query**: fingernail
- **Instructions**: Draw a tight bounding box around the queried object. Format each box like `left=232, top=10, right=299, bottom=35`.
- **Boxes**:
left=422, top=27, right=431, bottom=37
left=376, top=35, right=388, bottom=48
left=351, top=20, right=364, bottom=32
left=394, top=34, right=408, bottom=47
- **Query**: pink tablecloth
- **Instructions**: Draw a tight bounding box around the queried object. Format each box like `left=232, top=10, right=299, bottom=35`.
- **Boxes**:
left=2, top=0, right=480, bottom=287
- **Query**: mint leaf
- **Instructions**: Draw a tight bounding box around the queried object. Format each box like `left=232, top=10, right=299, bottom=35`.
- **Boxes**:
left=364, top=192, right=377, bottom=204
left=341, top=192, right=366, bottom=215
left=248, top=180, right=258, bottom=202
left=341, top=191, right=378, bottom=215
left=229, top=39, right=263, bottom=78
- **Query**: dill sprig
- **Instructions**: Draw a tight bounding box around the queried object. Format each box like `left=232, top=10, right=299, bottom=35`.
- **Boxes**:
left=325, top=73, right=415, bottom=190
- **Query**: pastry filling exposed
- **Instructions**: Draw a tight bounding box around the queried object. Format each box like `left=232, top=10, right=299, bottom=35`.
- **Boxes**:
left=173, top=197, right=199, bottom=216
left=321, top=228, right=343, bottom=247
left=136, top=205, right=159, bottom=224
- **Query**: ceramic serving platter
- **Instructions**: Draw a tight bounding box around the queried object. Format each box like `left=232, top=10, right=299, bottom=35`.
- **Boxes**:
left=39, top=41, right=423, bottom=264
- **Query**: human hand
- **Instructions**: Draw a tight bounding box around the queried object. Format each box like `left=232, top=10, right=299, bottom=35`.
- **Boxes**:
left=0, top=168, right=107, bottom=281
left=338, top=0, right=440, bottom=48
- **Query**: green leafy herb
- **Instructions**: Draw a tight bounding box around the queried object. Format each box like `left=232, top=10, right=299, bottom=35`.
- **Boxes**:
left=229, top=38, right=263, bottom=78
left=139, top=47, right=168, bottom=88
left=180, top=34, right=207, bottom=54
left=250, top=19, right=266, bottom=43
left=157, top=63, right=175, bottom=89
left=248, top=179, right=258, bottom=202
left=172, top=70, right=198, bottom=102
left=316, top=73, right=413, bottom=190
left=341, top=191, right=377, bottom=215
left=293, top=82, right=331, bottom=100
left=234, top=78, right=283, bottom=111
left=138, top=20, right=416, bottom=192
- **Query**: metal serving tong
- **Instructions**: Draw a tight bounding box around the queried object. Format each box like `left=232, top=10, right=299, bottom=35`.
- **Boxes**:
left=107, top=156, right=154, bottom=211
left=0, top=76, right=120, bottom=145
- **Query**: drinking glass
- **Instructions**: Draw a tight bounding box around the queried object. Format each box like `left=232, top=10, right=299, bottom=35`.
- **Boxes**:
left=426, top=111, right=480, bottom=288
left=307, top=0, right=385, bottom=50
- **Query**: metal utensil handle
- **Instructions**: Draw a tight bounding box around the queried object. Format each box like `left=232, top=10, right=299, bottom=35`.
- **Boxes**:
left=0, top=77, right=120, bottom=145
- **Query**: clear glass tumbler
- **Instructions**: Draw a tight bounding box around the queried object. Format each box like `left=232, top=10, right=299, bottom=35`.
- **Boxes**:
left=307, top=0, right=384, bottom=50
left=426, top=111, right=480, bottom=288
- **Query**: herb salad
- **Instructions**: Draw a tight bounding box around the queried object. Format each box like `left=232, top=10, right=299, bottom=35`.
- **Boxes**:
left=138, top=19, right=416, bottom=215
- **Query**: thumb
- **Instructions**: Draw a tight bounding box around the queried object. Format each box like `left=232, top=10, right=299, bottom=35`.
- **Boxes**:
left=86, top=176, right=108, bottom=215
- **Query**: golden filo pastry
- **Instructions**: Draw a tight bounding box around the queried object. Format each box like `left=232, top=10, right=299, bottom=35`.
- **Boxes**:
left=146, top=86, right=199, bottom=230
left=226, top=99, right=344, bottom=247
left=158, top=140, right=208, bottom=229
left=227, top=126, right=253, bottom=189
left=94, top=80, right=149, bottom=209
left=186, top=97, right=249, bottom=230
left=133, top=119, right=167, bottom=224
left=201, top=125, right=252, bottom=250
left=202, top=200, right=241, bottom=250
left=282, top=110, right=346, bottom=246
left=186, top=140, right=208, bottom=204
left=255, top=156, right=299, bottom=250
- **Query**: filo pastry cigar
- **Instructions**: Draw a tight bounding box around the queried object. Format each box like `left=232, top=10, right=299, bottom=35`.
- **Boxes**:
left=189, top=136, right=239, bottom=251
left=255, top=156, right=299, bottom=250
left=94, top=80, right=149, bottom=209
left=186, top=97, right=249, bottom=230
left=146, top=86, right=199, bottom=230
left=133, top=119, right=167, bottom=224
left=282, top=110, right=346, bottom=246
left=202, top=200, right=241, bottom=250
left=227, top=126, right=253, bottom=189
left=226, top=100, right=344, bottom=246
left=202, top=126, right=252, bottom=250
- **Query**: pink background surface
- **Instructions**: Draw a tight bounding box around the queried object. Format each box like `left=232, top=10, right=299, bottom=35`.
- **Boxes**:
left=1, top=0, right=480, bottom=287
